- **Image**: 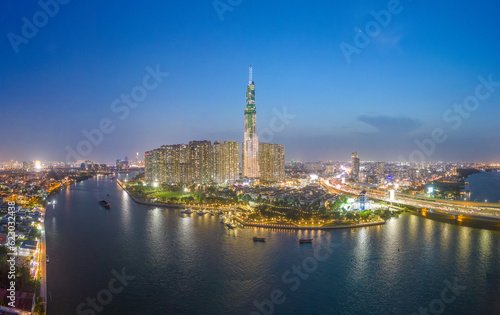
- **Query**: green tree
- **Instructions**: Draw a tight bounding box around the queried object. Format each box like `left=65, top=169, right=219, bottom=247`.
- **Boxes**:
left=345, top=212, right=355, bottom=221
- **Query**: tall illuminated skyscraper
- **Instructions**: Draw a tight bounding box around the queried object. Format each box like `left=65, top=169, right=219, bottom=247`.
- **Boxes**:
left=242, top=65, right=259, bottom=178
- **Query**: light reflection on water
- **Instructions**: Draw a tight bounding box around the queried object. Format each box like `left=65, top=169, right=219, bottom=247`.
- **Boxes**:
left=45, top=174, right=500, bottom=315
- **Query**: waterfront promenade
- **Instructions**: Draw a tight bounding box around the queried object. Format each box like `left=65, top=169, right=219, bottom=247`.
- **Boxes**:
left=233, top=216, right=386, bottom=230
left=117, top=179, right=387, bottom=231
left=116, top=179, right=184, bottom=208
left=40, top=208, right=47, bottom=314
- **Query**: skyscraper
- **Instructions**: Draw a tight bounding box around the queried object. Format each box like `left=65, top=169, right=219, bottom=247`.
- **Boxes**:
left=259, top=143, right=285, bottom=182
left=188, top=140, right=211, bottom=183
left=145, top=141, right=240, bottom=185
left=351, top=152, right=360, bottom=182
left=242, top=65, right=259, bottom=178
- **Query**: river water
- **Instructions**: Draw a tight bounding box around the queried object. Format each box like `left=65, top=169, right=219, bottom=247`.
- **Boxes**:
left=467, top=171, right=500, bottom=203
left=45, top=174, right=500, bottom=314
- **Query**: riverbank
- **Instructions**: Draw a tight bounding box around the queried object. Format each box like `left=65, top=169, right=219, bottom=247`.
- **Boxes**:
left=116, top=179, right=185, bottom=209
left=40, top=178, right=82, bottom=313
left=410, top=208, right=500, bottom=231
left=233, top=216, right=386, bottom=230
left=118, top=179, right=388, bottom=231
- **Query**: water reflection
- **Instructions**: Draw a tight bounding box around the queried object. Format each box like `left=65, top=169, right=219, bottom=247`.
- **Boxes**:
left=120, top=189, right=132, bottom=229
left=352, top=228, right=370, bottom=278
left=46, top=175, right=500, bottom=315
left=457, top=226, right=472, bottom=269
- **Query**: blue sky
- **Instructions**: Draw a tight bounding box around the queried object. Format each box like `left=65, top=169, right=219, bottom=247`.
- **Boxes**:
left=1, top=0, right=500, bottom=163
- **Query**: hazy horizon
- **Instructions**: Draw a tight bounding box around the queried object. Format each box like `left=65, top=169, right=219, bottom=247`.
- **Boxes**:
left=2, top=1, right=500, bottom=163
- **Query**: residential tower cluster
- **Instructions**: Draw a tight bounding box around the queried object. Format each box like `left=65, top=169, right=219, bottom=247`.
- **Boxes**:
left=145, top=66, right=285, bottom=185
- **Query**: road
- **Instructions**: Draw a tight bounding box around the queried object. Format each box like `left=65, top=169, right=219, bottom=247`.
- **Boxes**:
left=322, top=179, right=500, bottom=220
left=40, top=206, right=47, bottom=313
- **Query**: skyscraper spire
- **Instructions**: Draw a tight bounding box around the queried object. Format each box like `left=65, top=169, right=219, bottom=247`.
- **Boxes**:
left=243, top=65, right=259, bottom=178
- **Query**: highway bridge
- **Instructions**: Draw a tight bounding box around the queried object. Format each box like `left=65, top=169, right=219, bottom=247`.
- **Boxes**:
left=321, top=178, right=500, bottom=221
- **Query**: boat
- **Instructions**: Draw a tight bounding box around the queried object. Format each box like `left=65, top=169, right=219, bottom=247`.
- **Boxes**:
left=46, top=255, right=49, bottom=263
left=181, top=208, right=193, bottom=214
left=220, top=215, right=226, bottom=223
left=110, top=177, right=115, bottom=180
left=226, top=222, right=237, bottom=229
left=299, top=238, right=313, bottom=243
left=210, top=210, right=214, bottom=216
left=253, top=237, right=266, bottom=242
left=197, top=210, right=206, bottom=215
left=99, top=199, right=111, bottom=209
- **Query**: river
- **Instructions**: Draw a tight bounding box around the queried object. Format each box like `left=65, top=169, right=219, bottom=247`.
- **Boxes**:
left=45, top=174, right=500, bottom=314
left=467, top=171, right=500, bottom=203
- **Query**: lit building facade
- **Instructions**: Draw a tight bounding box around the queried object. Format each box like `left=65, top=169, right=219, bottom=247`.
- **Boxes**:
left=145, top=141, right=240, bottom=185
left=188, top=140, right=212, bottom=183
left=258, top=143, right=285, bottom=182
left=145, top=149, right=166, bottom=183
left=242, top=65, right=259, bottom=178
left=351, top=152, right=360, bottom=181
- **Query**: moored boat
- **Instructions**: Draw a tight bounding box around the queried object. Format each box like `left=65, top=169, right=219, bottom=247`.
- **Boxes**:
left=99, top=199, right=111, bottom=209
left=253, top=237, right=266, bottom=242
left=197, top=210, right=206, bottom=215
left=226, top=222, right=236, bottom=229
left=299, top=238, right=313, bottom=243
left=181, top=208, right=193, bottom=214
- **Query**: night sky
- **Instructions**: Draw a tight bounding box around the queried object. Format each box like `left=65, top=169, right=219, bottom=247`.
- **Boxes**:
left=1, top=0, right=500, bottom=163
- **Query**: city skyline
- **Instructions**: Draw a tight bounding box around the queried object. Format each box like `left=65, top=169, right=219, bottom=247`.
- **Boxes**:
left=2, top=2, right=500, bottom=314
left=2, top=1, right=500, bottom=163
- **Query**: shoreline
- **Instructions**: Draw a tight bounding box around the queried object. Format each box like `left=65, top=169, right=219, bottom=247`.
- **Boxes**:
left=117, top=179, right=387, bottom=231
left=116, top=179, right=185, bottom=209
left=40, top=179, right=77, bottom=313
left=39, top=189, right=58, bottom=314
left=234, top=216, right=386, bottom=230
